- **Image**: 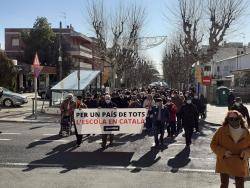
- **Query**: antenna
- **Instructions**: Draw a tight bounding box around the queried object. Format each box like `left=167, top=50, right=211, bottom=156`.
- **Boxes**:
left=60, top=12, right=67, bottom=27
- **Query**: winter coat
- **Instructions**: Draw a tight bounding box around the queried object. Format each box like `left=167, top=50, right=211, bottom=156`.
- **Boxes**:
left=151, top=105, right=170, bottom=126
left=60, top=99, right=76, bottom=117
left=210, top=125, right=250, bottom=177
left=179, top=103, right=198, bottom=128
left=166, top=103, right=177, bottom=122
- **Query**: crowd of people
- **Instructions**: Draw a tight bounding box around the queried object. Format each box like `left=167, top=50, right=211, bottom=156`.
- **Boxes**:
left=60, top=87, right=208, bottom=148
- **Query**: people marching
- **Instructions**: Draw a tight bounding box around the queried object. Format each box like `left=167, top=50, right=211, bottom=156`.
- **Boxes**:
left=59, top=86, right=213, bottom=149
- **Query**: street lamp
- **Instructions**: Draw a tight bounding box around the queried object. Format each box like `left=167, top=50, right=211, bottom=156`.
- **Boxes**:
left=58, top=55, right=62, bottom=80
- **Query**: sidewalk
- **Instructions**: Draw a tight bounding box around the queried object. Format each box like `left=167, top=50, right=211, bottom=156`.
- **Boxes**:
left=0, top=98, right=60, bottom=123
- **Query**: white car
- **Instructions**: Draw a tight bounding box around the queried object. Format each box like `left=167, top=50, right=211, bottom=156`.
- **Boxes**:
left=0, top=87, right=28, bottom=107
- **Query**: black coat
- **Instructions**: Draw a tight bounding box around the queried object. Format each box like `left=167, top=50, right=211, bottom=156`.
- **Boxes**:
left=100, top=101, right=117, bottom=108
left=179, top=103, right=199, bottom=127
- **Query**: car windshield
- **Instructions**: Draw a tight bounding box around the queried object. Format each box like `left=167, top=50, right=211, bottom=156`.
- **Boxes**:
left=0, top=87, right=12, bottom=93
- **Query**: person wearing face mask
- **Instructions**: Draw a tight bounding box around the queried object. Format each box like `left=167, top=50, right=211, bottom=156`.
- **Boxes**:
left=151, top=98, right=170, bottom=148
left=143, top=94, right=155, bottom=133
left=166, top=98, right=177, bottom=137
left=210, top=111, right=250, bottom=188
left=231, top=97, right=250, bottom=126
left=99, top=94, right=117, bottom=149
left=179, top=97, right=199, bottom=146
left=192, top=94, right=201, bottom=132
left=172, top=91, right=184, bottom=134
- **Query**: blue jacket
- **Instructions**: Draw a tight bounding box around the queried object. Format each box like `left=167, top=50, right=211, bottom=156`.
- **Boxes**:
left=151, top=105, right=170, bottom=126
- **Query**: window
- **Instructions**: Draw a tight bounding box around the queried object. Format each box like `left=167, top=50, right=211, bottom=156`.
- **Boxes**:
left=12, top=38, right=19, bottom=47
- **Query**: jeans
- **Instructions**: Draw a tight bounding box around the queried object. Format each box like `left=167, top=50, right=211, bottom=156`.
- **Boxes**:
left=220, top=173, right=244, bottom=188
left=154, top=121, right=164, bottom=146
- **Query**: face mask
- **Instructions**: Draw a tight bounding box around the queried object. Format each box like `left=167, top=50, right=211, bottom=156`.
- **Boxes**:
left=105, top=100, right=111, bottom=104
left=235, top=102, right=240, bottom=107
left=187, top=100, right=192, bottom=104
left=228, top=117, right=241, bottom=129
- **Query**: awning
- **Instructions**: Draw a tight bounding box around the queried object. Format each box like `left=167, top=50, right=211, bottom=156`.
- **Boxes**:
left=51, top=70, right=100, bottom=91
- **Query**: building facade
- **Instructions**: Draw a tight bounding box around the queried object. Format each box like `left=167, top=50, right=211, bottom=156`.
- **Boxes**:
left=5, top=25, right=102, bottom=92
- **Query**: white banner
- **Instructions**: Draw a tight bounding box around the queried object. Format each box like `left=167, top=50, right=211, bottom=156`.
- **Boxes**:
left=74, top=108, right=148, bottom=134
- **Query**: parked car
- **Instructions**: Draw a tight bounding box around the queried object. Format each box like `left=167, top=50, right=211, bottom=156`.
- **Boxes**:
left=0, top=87, right=28, bottom=107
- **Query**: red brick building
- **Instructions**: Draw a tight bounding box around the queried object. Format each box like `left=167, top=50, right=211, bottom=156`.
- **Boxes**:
left=5, top=25, right=102, bottom=91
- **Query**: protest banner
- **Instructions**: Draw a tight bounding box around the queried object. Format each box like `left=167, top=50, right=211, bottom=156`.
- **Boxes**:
left=74, top=108, right=148, bottom=134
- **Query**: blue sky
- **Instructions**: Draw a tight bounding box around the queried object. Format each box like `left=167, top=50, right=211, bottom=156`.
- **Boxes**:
left=1, top=0, right=250, bottom=74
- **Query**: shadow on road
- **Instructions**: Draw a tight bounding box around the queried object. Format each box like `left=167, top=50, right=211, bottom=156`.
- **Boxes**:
left=167, top=146, right=191, bottom=173
left=26, top=134, right=63, bottom=149
left=23, top=140, right=134, bottom=173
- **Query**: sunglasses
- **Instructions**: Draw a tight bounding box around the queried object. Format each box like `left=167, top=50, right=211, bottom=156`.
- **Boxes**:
left=227, top=117, right=240, bottom=122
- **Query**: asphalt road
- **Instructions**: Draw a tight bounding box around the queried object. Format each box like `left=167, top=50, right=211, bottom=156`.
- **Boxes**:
left=1, top=104, right=250, bottom=187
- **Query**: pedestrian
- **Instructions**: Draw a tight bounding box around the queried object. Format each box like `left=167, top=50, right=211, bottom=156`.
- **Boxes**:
left=210, top=110, right=250, bottom=188
left=172, top=91, right=184, bottom=133
left=100, top=94, right=117, bottom=149
left=0, top=88, right=3, bottom=111
left=231, top=97, right=250, bottom=126
left=129, top=95, right=142, bottom=108
left=151, top=98, right=170, bottom=148
left=179, top=97, right=199, bottom=146
left=227, top=91, right=235, bottom=110
left=199, top=94, right=207, bottom=119
left=59, top=93, right=76, bottom=136
left=143, top=94, right=155, bottom=132
left=166, top=97, right=177, bottom=137
left=192, top=94, right=201, bottom=132
left=75, top=96, right=88, bottom=147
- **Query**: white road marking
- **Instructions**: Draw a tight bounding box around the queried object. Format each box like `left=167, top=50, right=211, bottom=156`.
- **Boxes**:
left=0, top=139, right=11, bottom=141
left=95, top=140, right=126, bottom=144
left=42, top=134, right=58, bottom=136
left=0, top=162, right=216, bottom=174
left=1, top=133, right=21, bottom=135
left=34, top=139, right=69, bottom=143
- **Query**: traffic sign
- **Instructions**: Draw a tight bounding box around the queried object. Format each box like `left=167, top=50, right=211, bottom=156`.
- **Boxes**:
left=202, top=76, right=212, bottom=86
left=32, top=53, right=43, bottom=78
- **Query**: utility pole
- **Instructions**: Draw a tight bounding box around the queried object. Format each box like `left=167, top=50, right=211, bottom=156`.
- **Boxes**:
left=58, top=21, right=63, bottom=81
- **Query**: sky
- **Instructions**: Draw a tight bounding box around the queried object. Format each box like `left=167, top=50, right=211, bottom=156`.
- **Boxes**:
left=1, top=0, right=250, bottom=74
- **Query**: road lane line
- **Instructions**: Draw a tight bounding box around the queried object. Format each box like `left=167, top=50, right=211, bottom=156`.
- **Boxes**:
left=0, top=139, right=11, bottom=141
left=1, top=133, right=21, bottom=135
left=0, top=162, right=216, bottom=174
left=42, top=134, right=58, bottom=136
left=34, top=139, right=69, bottom=142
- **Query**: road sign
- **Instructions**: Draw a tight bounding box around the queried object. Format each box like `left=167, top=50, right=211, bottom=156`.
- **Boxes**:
left=202, top=76, right=212, bottom=86
left=32, top=53, right=43, bottom=78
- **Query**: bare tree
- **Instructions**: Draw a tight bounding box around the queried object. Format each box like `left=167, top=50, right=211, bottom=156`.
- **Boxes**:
left=163, top=0, right=247, bottom=88
left=86, top=1, right=147, bottom=89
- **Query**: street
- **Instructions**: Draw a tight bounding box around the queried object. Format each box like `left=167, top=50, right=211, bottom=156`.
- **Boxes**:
left=0, top=104, right=249, bottom=187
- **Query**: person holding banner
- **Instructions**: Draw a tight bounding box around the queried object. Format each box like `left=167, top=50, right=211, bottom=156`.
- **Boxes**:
left=151, top=98, right=170, bottom=148
left=100, top=94, right=117, bottom=149
left=75, top=95, right=88, bottom=147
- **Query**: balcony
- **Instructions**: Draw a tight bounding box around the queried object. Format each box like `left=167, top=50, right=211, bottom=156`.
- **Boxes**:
left=69, top=45, right=92, bottom=59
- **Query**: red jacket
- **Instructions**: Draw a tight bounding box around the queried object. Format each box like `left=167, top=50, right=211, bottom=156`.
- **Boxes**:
left=167, top=103, right=177, bottom=122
